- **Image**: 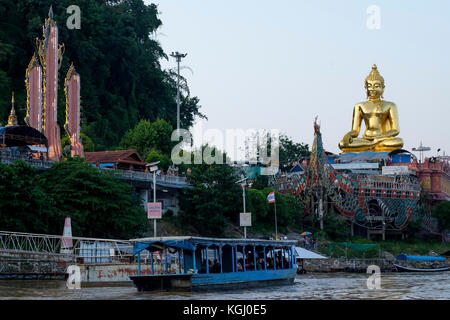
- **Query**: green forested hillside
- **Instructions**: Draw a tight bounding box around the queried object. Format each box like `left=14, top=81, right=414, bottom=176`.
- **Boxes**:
left=0, top=0, right=205, bottom=150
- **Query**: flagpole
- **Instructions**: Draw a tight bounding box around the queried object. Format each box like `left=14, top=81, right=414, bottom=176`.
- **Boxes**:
left=274, top=197, right=278, bottom=240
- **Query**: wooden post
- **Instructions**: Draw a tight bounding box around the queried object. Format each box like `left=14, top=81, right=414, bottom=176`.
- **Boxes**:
left=219, top=246, right=223, bottom=273
left=242, top=246, right=246, bottom=272
left=232, top=246, right=235, bottom=272
left=263, top=247, right=267, bottom=271
left=206, top=246, right=209, bottom=274
left=138, top=252, right=141, bottom=276
left=192, top=246, right=197, bottom=273
left=253, top=246, right=256, bottom=271
left=150, top=252, right=154, bottom=275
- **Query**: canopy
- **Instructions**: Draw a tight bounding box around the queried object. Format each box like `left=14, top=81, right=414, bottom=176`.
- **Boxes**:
left=133, top=240, right=196, bottom=255
left=329, top=242, right=378, bottom=252
left=0, top=126, right=48, bottom=147
left=132, top=236, right=298, bottom=256
left=295, top=247, right=327, bottom=259
left=27, top=145, right=47, bottom=152
left=396, top=254, right=445, bottom=262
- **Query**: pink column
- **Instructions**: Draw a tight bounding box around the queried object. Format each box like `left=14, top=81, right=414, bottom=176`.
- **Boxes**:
left=25, top=55, right=43, bottom=131
left=42, top=18, right=62, bottom=161
left=64, top=64, right=84, bottom=158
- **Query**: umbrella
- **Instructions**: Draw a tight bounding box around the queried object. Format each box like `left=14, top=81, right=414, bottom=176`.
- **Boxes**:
left=300, top=232, right=312, bottom=236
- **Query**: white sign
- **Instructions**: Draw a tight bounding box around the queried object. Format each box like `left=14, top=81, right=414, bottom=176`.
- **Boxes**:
left=382, top=166, right=409, bottom=175
left=240, top=212, right=252, bottom=227
left=148, top=202, right=162, bottom=219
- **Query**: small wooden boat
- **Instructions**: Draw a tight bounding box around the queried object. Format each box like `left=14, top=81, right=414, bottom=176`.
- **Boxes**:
left=393, top=264, right=449, bottom=272
left=129, top=236, right=298, bottom=291
left=394, top=254, right=449, bottom=272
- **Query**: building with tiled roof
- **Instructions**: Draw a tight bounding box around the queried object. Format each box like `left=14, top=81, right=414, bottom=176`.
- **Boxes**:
left=85, top=149, right=147, bottom=171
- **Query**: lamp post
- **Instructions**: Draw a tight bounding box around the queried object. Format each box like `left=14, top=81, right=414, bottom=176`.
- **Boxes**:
left=236, top=177, right=248, bottom=238
left=146, top=161, right=160, bottom=237
left=170, top=51, right=187, bottom=133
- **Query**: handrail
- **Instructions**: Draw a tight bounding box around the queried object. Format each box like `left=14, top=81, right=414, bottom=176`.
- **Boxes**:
left=0, top=154, right=189, bottom=185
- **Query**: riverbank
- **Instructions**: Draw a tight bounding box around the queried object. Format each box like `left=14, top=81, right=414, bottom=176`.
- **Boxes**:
left=1, top=272, right=449, bottom=299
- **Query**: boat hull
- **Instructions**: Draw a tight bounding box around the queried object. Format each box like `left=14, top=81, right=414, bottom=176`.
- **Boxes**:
left=130, top=269, right=297, bottom=292
left=393, top=263, right=450, bottom=272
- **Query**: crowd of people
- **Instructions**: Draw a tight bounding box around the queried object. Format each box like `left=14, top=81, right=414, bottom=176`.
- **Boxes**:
left=299, top=236, right=316, bottom=250
left=198, top=249, right=293, bottom=273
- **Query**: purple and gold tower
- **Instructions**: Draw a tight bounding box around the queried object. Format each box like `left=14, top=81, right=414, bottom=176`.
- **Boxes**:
left=37, top=7, right=63, bottom=161
left=64, top=63, right=84, bottom=158
left=25, top=54, right=43, bottom=131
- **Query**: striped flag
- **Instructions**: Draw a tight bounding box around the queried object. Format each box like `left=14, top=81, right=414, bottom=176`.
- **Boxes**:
left=267, top=192, right=275, bottom=203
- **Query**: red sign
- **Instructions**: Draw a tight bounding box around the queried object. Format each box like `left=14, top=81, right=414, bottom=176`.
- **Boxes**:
left=148, top=202, right=162, bottom=219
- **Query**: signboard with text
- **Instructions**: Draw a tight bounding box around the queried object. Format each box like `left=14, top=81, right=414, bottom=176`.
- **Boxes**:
left=240, top=212, right=252, bottom=227
left=148, top=202, right=162, bottom=219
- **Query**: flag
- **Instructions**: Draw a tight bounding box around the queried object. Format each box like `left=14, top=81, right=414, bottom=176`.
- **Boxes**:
left=267, top=192, right=275, bottom=203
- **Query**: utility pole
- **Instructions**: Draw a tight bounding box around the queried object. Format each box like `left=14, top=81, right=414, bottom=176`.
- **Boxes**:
left=170, top=52, right=187, bottom=133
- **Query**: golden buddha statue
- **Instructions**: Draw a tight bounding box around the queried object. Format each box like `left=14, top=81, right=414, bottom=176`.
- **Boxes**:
left=338, top=64, right=403, bottom=153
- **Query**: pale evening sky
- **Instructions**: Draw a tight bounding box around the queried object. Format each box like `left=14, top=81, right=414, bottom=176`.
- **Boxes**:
left=147, top=0, right=450, bottom=158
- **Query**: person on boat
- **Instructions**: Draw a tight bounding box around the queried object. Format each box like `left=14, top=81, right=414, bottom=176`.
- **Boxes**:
left=199, top=260, right=207, bottom=273
left=237, top=258, right=244, bottom=271
left=256, top=257, right=264, bottom=270
left=267, top=257, right=274, bottom=269
left=212, top=259, right=221, bottom=273
left=283, top=257, right=289, bottom=269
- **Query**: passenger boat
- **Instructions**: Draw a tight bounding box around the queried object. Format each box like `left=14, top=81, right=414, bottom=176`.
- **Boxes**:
left=129, top=236, right=298, bottom=291
left=393, top=254, right=449, bottom=272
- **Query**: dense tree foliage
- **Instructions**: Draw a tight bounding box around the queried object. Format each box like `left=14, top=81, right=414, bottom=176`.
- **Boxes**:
left=433, top=201, right=450, bottom=230
left=176, top=145, right=305, bottom=237
left=246, top=188, right=303, bottom=235
left=120, top=119, right=174, bottom=155
left=61, top=132, right=95, bottom=154
left=178, top=146, right=242, bottom=237
left=0, top=159, right=146, bottom=239
left=0, top=0, right=205, bottom=150
left=279, top=134, right=310, bottom=172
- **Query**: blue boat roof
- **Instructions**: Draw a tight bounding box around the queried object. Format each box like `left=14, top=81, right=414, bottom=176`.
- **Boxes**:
left=130, top=236, right=297, bottom=255
left=396, top=254, right=446, bottom=262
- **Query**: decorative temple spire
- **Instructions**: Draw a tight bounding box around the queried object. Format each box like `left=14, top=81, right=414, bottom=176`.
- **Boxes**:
left=49, top=5, right=54, bottom=19
left=6, top=92, right=18, bottom=127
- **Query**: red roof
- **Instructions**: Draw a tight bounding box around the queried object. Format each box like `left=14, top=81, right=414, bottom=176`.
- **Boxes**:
left=84, top=149, right=146, bottom=165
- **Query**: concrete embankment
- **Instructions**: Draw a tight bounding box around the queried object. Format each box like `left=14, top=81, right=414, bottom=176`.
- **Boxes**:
left=0, top=249, right=72, bottom=279
left=300, top=257, right=396, bottom=273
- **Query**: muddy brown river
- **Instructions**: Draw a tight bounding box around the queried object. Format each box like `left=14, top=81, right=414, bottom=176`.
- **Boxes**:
left=0, top=273, right=448, bottom=300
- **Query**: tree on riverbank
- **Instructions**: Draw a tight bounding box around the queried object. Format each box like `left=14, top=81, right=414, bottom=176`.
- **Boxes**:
left=0, top=159, right=146, bottom=239
left=0, top=0, right=205, bottom=150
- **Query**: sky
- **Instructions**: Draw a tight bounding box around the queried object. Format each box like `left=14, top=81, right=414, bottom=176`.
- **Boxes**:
left=147, top=0, right=450, bottom=159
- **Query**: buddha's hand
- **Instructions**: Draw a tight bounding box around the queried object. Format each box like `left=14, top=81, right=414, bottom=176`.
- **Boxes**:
left=342, top=133, right=353, bottom=146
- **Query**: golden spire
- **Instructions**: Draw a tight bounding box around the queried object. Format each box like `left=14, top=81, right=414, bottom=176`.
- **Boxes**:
left=6, top=92, right=18, bottom=127
left=365, top=64, right=385, bottom=87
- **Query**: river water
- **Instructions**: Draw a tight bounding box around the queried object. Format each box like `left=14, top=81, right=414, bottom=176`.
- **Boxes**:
left=0, top=273, right=448, bottom=300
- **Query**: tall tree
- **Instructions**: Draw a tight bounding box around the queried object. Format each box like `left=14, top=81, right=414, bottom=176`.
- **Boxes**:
left=178, top=145, right=242, bottom=237
left=0, top=0, right=205, bottom=150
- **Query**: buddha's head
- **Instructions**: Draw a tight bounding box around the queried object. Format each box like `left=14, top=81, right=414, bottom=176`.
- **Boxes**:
left=365, top=64, right=385, bottom=100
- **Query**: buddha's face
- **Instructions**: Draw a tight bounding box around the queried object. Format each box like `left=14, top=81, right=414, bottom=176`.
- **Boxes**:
left=365, top=80, right=384, bottom=99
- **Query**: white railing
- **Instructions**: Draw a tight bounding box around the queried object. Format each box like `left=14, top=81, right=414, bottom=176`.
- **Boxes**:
left=0, top=231, right=134, bottom=264
left=0, top=154, right=54, bottom=169
left=101, top=168, right=188, bottom=185
left=0, top=154, right=189, bottom=186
